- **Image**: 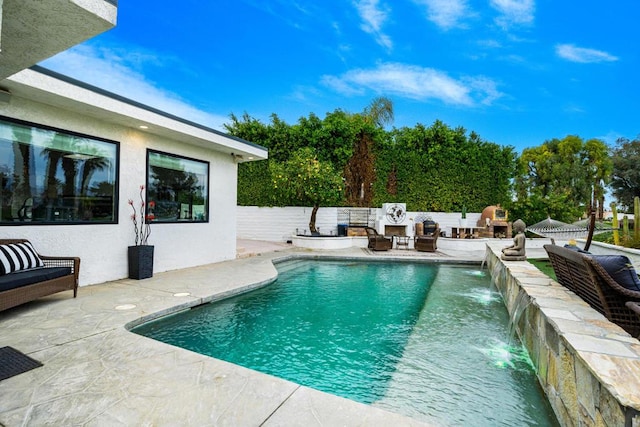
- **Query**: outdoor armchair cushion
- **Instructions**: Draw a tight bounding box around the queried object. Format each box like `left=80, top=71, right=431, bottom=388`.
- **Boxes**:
left=0, top=242, right=44, bottom=275
left=0, top=267, right=72, bottom=292
left=591, top=255, right=640, bottom=292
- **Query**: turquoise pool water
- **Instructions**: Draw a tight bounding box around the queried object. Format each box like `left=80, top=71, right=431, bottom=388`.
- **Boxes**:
left=132, top=260, right=559, bottom=426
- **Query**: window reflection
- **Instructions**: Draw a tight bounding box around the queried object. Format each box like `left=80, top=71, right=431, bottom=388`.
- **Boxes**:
left=0, top=117, right=118, bottom=224
left=146, top=150, right=208, bottom=222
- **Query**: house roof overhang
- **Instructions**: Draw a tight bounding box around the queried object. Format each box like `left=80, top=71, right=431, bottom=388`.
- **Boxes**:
left=0, top=66, right=268, bottom=162
left=0, top=0, right=117, bottom=80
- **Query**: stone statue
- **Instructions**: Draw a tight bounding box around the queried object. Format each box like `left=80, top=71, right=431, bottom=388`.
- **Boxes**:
left=501, top=219, right=526, bottom=261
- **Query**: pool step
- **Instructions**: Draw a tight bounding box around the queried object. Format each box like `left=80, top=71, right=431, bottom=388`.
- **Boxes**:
left=273, top=259, right=309, bottom=274
left=236, top=246, right=256, bottom=259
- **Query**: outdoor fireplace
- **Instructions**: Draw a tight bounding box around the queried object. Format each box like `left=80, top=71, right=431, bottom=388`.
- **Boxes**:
left=477, top=205, right=511, bottom=238
left=384, top=225, right=407, bottom=236
left=376, top=203, right=410, bottom=236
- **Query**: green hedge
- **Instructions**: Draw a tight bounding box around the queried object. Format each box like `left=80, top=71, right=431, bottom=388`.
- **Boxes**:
left=228, top=114, right=516, bottom=212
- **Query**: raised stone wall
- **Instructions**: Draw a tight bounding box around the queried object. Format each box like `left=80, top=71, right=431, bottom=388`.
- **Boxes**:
left=485, top=243, right=640, bottom=427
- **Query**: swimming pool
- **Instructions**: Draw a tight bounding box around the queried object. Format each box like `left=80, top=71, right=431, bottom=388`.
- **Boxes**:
left=132, top=260, right=559, bottom=426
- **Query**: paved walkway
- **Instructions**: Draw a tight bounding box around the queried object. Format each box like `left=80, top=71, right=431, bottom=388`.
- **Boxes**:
left=0, top=241, right=541, bottom=426
left=236, top=239, right=294, bottom=258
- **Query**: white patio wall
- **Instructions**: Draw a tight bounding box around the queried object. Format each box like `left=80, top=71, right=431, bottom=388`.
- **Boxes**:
left=0, top=88, right=239, bottom=286
left=237, top=206, right=482, bottom=241
left=578, top=240, right=640, bottom=267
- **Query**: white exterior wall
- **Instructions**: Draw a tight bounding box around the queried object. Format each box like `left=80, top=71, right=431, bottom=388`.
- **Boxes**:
left=0, top=93, right=239, bottom=286
left=237, top=206, right=482, bottom=241
left=236, top=206, right=339, bottom=241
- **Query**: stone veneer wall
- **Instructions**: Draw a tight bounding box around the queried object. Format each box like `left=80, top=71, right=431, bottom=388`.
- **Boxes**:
left=485, top=244, right=640, bottom=427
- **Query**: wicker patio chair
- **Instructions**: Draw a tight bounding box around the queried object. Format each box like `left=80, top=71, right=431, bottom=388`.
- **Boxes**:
left=627, top=301, right=640, bottom=326
left=544, top=244, right=640, bottom=337
left=364, top=227, right=393, bottom=251
left=414, top=227, right=440, bottom=252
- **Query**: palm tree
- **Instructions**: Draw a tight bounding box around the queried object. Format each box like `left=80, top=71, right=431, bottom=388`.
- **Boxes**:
left=11, top=126, right=35, bottom=220
left=344, top=97, right=394, bottom=206
left=79, top=153, right=109, bottom=197
left=584, top=138, right=612, bottom=220
left=363, top=96, right=394, bottom=127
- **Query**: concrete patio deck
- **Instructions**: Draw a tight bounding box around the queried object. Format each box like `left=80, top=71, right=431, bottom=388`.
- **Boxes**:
left=0, top=241, right=483, bottom=426
left=0, top=240, right=556, bottom=426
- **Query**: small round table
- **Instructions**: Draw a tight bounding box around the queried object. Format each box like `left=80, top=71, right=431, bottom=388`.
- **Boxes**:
left=394, top=235, right=410, bottom=250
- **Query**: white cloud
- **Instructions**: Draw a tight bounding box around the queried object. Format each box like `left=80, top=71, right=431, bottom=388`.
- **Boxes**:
left=596, top=131, right=625, bottom=147
left=563, top=104, right=586, bottom=114
left=478, top=39, right=503, bottom=49
left=413, top=0, right=470, bottom=30
left=490, top=0, right=535, bottom=28
left=39, top=45, right=229, bottom=130
left=240, top=0, right=314, bottom=31
left=321, top=62, right=503, bottom=106
left=555, top=44, right=619, bottom=63
left=353, top=0, right=393, bottom=50
left=322, top=75, right=366, bottom=97
left=464, top=76, right=503, bottom=105
left=287, top=85, right=323, bottom=103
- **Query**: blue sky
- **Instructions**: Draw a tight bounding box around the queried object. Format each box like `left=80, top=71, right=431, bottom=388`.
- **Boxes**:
left=41, top=0, right=638, bottom=153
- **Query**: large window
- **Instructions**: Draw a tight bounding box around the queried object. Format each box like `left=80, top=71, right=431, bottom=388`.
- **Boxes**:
left=146, top=150, right=209, bottom=222
left=0, top=117, right=118, bottom=225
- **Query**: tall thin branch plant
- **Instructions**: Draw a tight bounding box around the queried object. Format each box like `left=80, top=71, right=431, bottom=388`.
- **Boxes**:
left=128, top=185, right=155, bottom=246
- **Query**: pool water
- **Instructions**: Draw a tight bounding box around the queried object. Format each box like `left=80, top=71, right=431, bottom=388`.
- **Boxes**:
left=132, top=260, right=559, bottom=426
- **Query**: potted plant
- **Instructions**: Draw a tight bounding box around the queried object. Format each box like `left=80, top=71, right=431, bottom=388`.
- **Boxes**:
left=459, top=205, right=467, bottom=228
left=128, top=185, right=155, bottom=279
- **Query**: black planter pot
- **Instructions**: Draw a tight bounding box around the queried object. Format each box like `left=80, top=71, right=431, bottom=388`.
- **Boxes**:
left=128, top=245, right=154, bottom=280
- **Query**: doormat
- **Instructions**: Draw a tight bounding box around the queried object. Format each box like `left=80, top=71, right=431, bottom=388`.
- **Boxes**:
left=0, top=346, right=43, bottom=381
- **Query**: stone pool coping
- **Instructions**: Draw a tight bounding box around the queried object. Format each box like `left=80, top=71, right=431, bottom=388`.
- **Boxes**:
left=485, top=243, right=640, bottom=427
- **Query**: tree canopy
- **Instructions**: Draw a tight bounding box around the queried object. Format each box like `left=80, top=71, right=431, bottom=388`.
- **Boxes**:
left=225, top=99, right=516, bottom=230
left=508, top=135, right=611, bottom=224
left=379, top=121, right=515, bottom=212
left=226, top=99, right=637, bottom=232
left=610, top=137, right=640, bottom=211
left=271, top=147, right=343, bottom=232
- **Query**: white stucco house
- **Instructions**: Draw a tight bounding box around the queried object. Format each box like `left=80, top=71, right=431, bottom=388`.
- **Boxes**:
left=0, top=0, right=268, bottom=286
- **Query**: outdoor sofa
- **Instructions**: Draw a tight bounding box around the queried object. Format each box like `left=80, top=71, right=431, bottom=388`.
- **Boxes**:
left=544, top=244, right=640, bottom=337
left=0, top=239, right=80, bottom=311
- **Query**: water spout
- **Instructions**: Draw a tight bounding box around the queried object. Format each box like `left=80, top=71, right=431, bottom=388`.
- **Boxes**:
left=489, top=261, right=504, bottom=295
left=481, top=247, right=492, bottom=270
left=507, top=291, right=532, bottom=346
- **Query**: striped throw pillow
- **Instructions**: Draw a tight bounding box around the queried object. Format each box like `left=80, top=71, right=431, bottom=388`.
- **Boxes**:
left=0, top=242, right=45, bottom=275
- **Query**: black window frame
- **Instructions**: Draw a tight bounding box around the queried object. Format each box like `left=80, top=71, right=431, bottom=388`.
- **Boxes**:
left=0, top=115, right=120, bottom=226
left=145, top=149, right=210, bottom=224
